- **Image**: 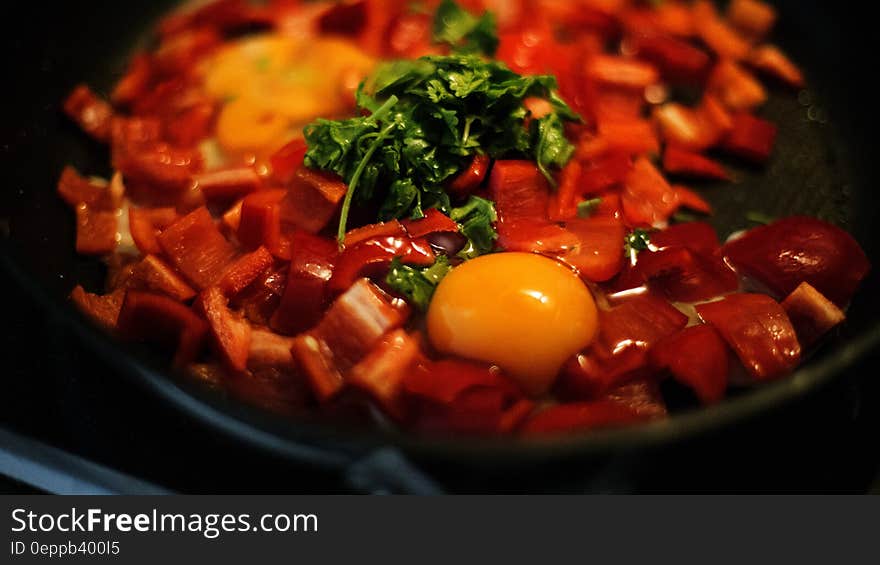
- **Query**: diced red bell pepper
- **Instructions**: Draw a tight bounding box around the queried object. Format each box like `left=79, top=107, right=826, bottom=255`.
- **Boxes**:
left=489, top=160, right=551, bottom=220
left=496, top=217, right=580, bottom=256
left=520, top=400, right=653, bottom=435
left=343, top=220, right=407, bottom=250
left=70, top=286, right=125, bottom=331
left=558, top=293, right=688, bottom=397
left=221, top=200, right=243, bottom=233
left=117, top=290, right=209, bottom=367
left=560, top=217, right=627, bottom=282
left=405, top=358, right=518, bottom=405
left=349, top=329, right=421, bottom=421
left=651, top=324, right=730, bottom=405
left=628, top=33, right=710, bottom=83
left=387, top=11, right=435, bottom=58
left=548, top=160, right=583, bottom=221
left=597, top=119, right=660, bottom=156
left=663, top=146, right=728, bottom=180
left=708, top=60, right=767, bottom=112
left=603, top=380, right=669, bottom=420
left=63, top=85, right=114, bottom=143
left=164, top=101, right=216, bottom=148
left=231, top=263, right=288, bottom=326
left=195, top=287, right=252, bottom=373
left=115, top=141, right=204, bottom=193
left=781, top=282, right=846, bottom=348
left=727, top=0, right=777, bottom=39
left=158, top=206, right=238, bottom=289
left=217, top=246, right=275, bottom=298
left=75, top=205, right=118, bottom=255
left=448, top=154, right=491, bottom=196
left=292, top=279, right=406, bottom=402
left=278, top=167, right=347, bottom=234
left=402, top=209, right=460, bottom=238
left=696, top=293, right=801, bottom=380
left=692, top=0, right=752, bottom=61
left=720, top=113, right=778, bottom=163
left=129, top=207, right=179, bottom=255
left=579, top=153, right=632, bottom=195
left=749, top=45, right=805, bottom=89
left=329, top=236, right=435, bottom=294
left=269, top=138, right=308, bottom=185
left=653, top=102, right=728, bottom=151
left=650, top=221, right=720, bottom=255
left=195, top=167, right=262, bottom=203
left=126, top=255, right=197, bottom=302
left=635, top=246, right=739, bottom=302
left=57, top=167, right=119, bottom=211
left=586, top=55, right=660, bottom=90
left=238, top=189, right=286, bottom=253
left=247, top=328, right=297, bottom=372
left=622, top=156, right=679, bottom=226
left=112, top=53, right=154, bottom=106
left=672, top=185, right=713, bottom=215
left=723, top=217, right=870, bottom=307
left=271, top=231, right=337, bottom=335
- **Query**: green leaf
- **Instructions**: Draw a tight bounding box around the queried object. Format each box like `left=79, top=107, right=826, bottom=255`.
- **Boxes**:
left=451, top=196, right=498, bottom=258
left=379, top=179, right=420, bottom=221
left=625, top=228, right=654, bottom=260
left=577, top=198, right=603, bottom=218
left=385, top=256, right=452, bottom=311
left=532, top=113, right=576, bottom=186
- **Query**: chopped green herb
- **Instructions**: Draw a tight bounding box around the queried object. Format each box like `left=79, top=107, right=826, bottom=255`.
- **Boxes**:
left=303, top=52, right=579, bottom=246
left=746, top=211, right=776, bottom=225
left=450, top=195, right=498, bottom=258
left=671, top=210, right=701, bottom=224
left=433, top=0, right=499, bottom=56
left=625, top=228, right=654, bottom=259
left=577, top=197, right=603, bottom=218
left=385, top=255, right=452, bottom=311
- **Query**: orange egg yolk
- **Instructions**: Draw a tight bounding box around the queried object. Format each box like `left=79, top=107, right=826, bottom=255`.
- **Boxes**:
left=427, top=253, right=599, bottom=396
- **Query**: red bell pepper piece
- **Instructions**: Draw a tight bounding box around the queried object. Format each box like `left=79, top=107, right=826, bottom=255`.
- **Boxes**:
left=720, top=113, right=778, bottom=163
left=402, top=209, right=460, bottom=238
left=70, top=286, right=125, bottom=331
left=579, top=152, right=632, bottom=195
left=622, top=156, right=679, bottom=226
left=126, top=255, right=197, bottom=302
left=271, top=231, right=337, bottom=335
left=129, top=207, right=179, bottom=255
left=195, top=167, right=262, bottom=203
left=708, top=60, right=767, bottom=112
left=781, top=282, right=846, bottom=348
left=749, top=45, right=805, bottom=89
left=349, top=329, right=421, bottom=421
left=217, top=246, right=275, bottom=298
left=628, top=33, right=710, bottom=83
left=231, top=263, right=287, bottom=326
left=448, top=154, right=491, bottom=196
left=722, top=217, right=870, bottom=307
left=387, top=11, right=434, bottom=58
left=561, top=217, right=627, bottom=282
left=586, top=55, right=660, bottom=90
left=292, top=279, right=407, bottom=402
left=650, top=221, right=720, bottom=255
left=116, top=141, right=204, bottom=193
left=663, top=146, right=728, bottom=180
left=489, top=160, right=551, bottom=220
left=329, top=236, right=435, bottom=294
left=238, top=189, right=286, bottom=253
left=158, top=206, right=238, bottom=289
left=635, top=246, right=738, bottom=302
left=345, top=220, right=407, bottom=248
left=63, top=85, right=114, bottom=143
left=164, top=101, right=216, bottom=148
left=117, top=290, right=209, bottom=367
left=672, top=185, right=713, bottom=215
left=247, top=328, right=297, bottom=373
left=696, top=293, right=801, bottom=380
left=653, top=102, right=728, bottom=151
left=278, top=167, right=347, bottom=234
left=269, top=138, right=308, bottom=185
left=692, top=0, right=752, bottom=61
left=603, top=380, right=669, bottom=420
left=520, top=400, right=653, bottom=435
left=558, top=293, right=688, bottom=398
left=57, top=167, right=119, bottom=211
left=221, top=200, right=243, bottom=233
left=195, top=287, right=252, bottom=373
left=597, top=119, right=660, bottom=156
left=651, top=325, right=730, bottom=405
left=75, top=205, right=118, bottom=255
left=727, top=0, right=777, bottom=39
left=548, top=160, right=583, bottom=221
left=496, top=217, right=580, bottom=256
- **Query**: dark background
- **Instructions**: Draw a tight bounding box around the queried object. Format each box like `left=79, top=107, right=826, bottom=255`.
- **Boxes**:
left=1, top=1, right=880, bottom=493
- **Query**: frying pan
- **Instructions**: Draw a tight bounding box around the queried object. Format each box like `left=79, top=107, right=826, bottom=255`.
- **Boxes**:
left=2, top=0, right=879, bottom=492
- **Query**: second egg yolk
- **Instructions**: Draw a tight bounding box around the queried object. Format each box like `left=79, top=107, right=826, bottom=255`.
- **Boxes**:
left=427, top=253, right=599, bottom=397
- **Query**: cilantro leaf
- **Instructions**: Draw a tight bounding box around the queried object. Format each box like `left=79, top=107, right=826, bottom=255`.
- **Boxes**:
left=577, top=197, right=603, bottom=218
left=625, top=228, right=654, bottom=261
left=433, top=0, right=499, bottom=56
left=451, top=196, right=498, bottom=258
left=386, top=256, right=452, bottom=311
left=532, top=113, right=576, bottom=187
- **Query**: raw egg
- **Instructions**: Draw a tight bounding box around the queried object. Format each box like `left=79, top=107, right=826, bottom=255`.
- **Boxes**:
left=427, top=253, right=599, bottom=396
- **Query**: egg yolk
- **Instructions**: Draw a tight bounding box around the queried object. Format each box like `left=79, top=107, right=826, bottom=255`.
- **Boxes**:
left=427, top=253, right=599, bottom=396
